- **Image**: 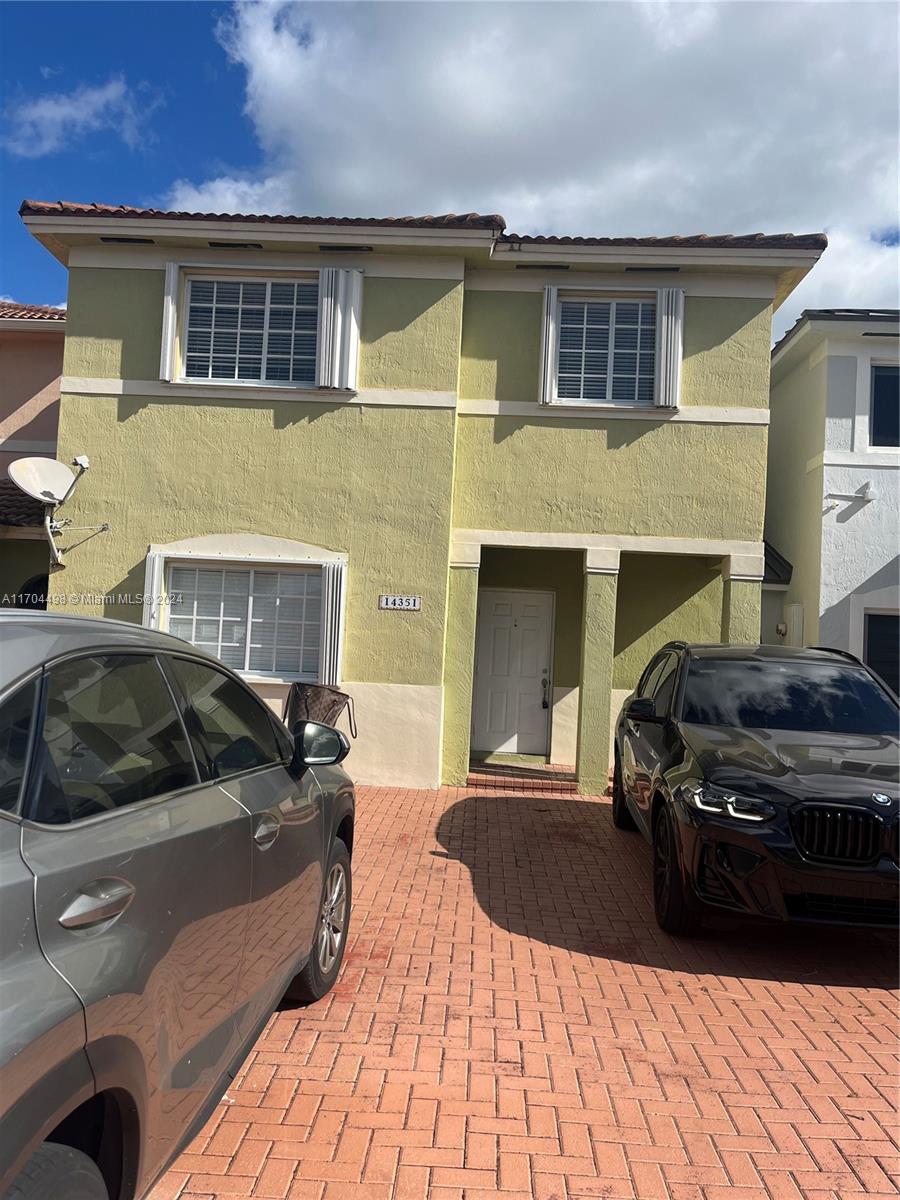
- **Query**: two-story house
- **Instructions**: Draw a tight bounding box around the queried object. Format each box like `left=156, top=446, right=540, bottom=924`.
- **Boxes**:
left=0, top=300, right=66, bottom=605
left=19, top=199, right=825, bottom=790
left=767, top=308, right=899, bottom=693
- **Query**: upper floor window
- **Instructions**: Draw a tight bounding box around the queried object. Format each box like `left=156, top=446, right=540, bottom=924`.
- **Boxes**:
left=540, top=286, right=683, bottom=409
left=160, top=264, right=362, bottom=391
left=557, top=298, right=656, bottom=404
left=185, top=278, right=319, bottom=385
left=870, top=365, right=899, bottom=447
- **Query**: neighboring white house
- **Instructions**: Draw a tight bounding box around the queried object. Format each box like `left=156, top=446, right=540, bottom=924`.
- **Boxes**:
left=765, top=308, right=899, bottom=692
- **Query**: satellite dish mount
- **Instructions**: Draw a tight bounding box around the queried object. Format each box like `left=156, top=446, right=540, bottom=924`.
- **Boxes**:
left=7, top=455, right=109, bottom=567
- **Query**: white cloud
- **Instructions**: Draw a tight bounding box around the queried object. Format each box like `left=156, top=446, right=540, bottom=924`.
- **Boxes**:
left=2, top=75, right=156, bottom=158
left=165, top=1, right=899, bottom=337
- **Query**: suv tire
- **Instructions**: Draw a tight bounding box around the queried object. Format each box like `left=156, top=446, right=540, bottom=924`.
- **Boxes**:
left=653, top=805, right=700, bottom=936
left=285, top=838, right=351, bottom=1004
left=611, top=752, right=637, bottom=830
left=4, top=1143, right=108, bottom=1200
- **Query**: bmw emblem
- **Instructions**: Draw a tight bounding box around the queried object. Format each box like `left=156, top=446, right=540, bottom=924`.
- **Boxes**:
left=872, top=793, right=894, bottom=806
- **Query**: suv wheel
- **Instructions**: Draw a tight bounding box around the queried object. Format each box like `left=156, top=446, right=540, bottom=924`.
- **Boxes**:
left=611, top=752, right=637, bottom=830
left=653, top=805, right=700, bottom=936
left=285, top=838, right=351, bottom=1003
left=4, top=1143, right=108, bottom=1200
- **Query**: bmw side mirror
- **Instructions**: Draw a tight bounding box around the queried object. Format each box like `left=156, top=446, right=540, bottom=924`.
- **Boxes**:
left=294, top=721, right=350, bottom=767
left=625, top=697, right=658, bottom=722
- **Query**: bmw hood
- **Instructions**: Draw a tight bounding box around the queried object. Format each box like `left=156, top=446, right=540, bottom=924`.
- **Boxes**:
left=678, top=724, right=900, bottom=808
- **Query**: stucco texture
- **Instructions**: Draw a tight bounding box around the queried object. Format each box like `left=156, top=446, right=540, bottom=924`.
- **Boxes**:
left=51, top=393, right=455, bottom=685
left=358, top=278, right=463, bottom=393
left=64, top=268, right=165, bottom=381
left=612, top=553, right=723, bottom=688
left=766, top=356, right=826, bottom=642
left=458, top=291, right=543, bottom=402
left=453, top=415, right=766, bottom=542
left=577, top=570, right=618, bottom=794
left=681, top=297, right=773, bottom=408
left=441, top=566, right=479, bottom=784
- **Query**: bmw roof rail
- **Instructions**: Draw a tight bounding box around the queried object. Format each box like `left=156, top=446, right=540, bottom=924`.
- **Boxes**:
left=807, top=645, right=864, bottom=665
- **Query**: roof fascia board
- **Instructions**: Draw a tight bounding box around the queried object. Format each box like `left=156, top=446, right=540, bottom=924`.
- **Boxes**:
left=493, top=242, right=823, bottom=271
left=21, top=214, right=500, bottom=251
left=0, top=317, right=66, bottom=332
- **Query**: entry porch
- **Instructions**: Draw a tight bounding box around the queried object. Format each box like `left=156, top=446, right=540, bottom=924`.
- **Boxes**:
left=442, top=533, right=763, bottom=793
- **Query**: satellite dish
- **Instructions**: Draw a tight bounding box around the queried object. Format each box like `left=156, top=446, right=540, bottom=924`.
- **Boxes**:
left=8, top=457, right=77, bottom=506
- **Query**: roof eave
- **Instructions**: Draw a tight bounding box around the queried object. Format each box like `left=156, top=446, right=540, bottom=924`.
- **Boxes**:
left=21, top=213, right=502, bottom=265
left=0, top=316, right=66, bottom=333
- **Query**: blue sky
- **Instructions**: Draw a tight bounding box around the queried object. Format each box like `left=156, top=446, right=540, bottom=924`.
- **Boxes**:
left=1, top=1, right=254, bottom=304
left=1, top=1, right=897, bottom=336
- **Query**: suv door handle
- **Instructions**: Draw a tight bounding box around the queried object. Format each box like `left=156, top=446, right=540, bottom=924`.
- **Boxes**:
left=59, top=879, right=135, bottom=930
left=253, top=813, right=280, bottom=850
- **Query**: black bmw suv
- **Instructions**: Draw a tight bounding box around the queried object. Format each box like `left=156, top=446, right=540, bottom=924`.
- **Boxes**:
left=613, top=644, right=899, bottom=935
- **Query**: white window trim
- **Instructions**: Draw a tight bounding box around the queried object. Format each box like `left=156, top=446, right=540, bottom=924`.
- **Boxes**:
left=160, top=263, right=363, bottom=394
left=539, top=285, right=683, bottom=410
left=143, top=534, right=347, bottom=685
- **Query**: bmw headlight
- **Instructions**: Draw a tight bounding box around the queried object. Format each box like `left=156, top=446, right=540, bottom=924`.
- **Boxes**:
left=678, top=782, right=775, bottom=822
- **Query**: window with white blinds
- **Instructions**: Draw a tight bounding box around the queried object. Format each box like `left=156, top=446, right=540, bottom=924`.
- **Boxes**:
left=184, top=278, right=319, bottom=384
left=167, top=565, right=322, bottom=679
left=557, top=298, right=657, bottom=404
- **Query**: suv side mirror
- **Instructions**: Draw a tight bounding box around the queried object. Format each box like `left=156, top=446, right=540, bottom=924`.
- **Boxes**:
left=625, top=697, right=658, bottom=722
left=294, top=721, right=350, bottom=767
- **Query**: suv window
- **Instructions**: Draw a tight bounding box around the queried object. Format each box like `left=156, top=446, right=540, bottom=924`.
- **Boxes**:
left=637, top=654, right=668, bottom=698
left=0, top=679, right=37, bottom=814
left=651, top=655, right=679, bottom=714
left=31, top=656, right=197, bottom=825
left=166, top=658, right=283, bottom=780
left=682, top=659, right=900, bottom=734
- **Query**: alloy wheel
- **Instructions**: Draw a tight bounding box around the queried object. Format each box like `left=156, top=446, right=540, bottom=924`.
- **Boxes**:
left=317, top=862, right=347, bottom=974
left=653, top=814, right=672, bottom=914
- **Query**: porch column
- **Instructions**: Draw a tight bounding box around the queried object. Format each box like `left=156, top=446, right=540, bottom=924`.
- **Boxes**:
left=441, top=541, right=481, bottom=785
left=721, top=553, right=764, bottom=643
left=576, top=548, right=620, bottom=796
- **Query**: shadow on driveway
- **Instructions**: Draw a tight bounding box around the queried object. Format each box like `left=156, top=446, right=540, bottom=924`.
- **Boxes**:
left=435, top=792, right=898, bottom=989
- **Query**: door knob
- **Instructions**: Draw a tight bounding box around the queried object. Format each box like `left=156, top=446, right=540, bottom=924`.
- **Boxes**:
left=253, top=813, right=280, bottom=850
left=59, top=879, right=135, bottom=930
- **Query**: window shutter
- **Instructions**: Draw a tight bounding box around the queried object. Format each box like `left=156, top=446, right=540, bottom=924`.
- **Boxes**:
left=538, top=285, right=559, bottom=404
left=656, top=287, right=684, bottom=408
left=317, top=268, right=363, bottom=391
left=143, top=549, right=165, bottom=628
left=321, top=561, right=347, bottom=684
left=160, top=263, right=179, bottom=381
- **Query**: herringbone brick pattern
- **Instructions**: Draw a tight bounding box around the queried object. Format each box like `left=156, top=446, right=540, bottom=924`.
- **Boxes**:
left=151, top=785, right=899, bottom=1200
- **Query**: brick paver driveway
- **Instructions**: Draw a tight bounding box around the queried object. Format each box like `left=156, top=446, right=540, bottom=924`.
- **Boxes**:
left=153, top=785, right=899, bottom=1200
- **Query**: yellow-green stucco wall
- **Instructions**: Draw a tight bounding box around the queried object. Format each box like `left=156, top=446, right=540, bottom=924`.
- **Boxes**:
left=53, top=394, right=456, bottom=685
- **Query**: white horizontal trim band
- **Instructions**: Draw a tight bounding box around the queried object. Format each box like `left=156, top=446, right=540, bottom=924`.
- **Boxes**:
left=464, top=270, right=777, bottom=299
left=806, top=451, right=900, bottom=470
left=61, top=377, right=457, bottom=408
left=452, top=529, right=764, bottom=564
left=458, top=398, right=769, bottom=425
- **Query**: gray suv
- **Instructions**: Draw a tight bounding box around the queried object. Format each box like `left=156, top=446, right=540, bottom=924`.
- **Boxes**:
left=0, top=612, right=355, bottom=1200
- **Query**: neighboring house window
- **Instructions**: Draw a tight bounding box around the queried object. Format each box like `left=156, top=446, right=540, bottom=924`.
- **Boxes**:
left=160, top=265, right=362, bottom=391
left=167, top=565, right=323, bottom=680
left=870, top=365, right=899, bottom=447
left=540, top=286, right=683, bottom=408
left=185, top=279, right=319, bottom=384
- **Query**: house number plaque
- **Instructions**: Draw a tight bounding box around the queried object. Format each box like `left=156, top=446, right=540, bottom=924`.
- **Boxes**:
left=379, top=594, right=422, bottom=611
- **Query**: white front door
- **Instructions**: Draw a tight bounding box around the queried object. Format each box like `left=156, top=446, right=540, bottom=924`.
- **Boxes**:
left=472, top=589, right=554, bottom=755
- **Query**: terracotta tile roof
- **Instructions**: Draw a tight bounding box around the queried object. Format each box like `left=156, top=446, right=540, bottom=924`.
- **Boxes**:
left=19, top=199, right=506, bottom=232
left=773, top=307, right=900, bottom=357
left=500, top=231, right=828, bottom=250
left=0, top=479, right=45, bottom=527
left=19, top=200, right=827, bottom=252
left=0, top=300, right=66, bottom=321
